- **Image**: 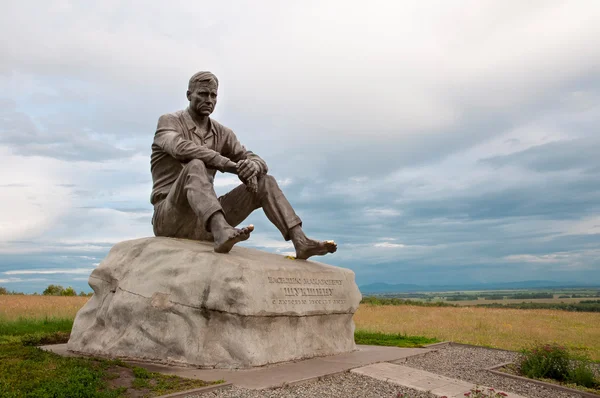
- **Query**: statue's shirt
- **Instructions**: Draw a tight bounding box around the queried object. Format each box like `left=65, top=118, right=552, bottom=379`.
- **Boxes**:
left=150, top=108, right=267, bottom=205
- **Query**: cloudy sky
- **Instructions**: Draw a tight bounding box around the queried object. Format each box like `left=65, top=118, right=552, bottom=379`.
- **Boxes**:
left=1, top=1, right=599, bottom=293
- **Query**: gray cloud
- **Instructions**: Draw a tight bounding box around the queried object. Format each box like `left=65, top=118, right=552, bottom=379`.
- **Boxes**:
left=1, top=1, right=599, bottom=292
left=0, top=100, right=135, bottom=161
left=482, top=137, right=600, bottom=173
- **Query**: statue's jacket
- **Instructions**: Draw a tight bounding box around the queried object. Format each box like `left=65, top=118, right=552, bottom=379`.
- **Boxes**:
left=150, top=107, right=268, bottom=205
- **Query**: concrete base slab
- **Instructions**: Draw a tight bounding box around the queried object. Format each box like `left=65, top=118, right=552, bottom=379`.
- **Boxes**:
left=40, top=343, right=79, bottom=358
left=351, top=362, right=527, bottom=398
left=40, top=344, right=432, bottom=390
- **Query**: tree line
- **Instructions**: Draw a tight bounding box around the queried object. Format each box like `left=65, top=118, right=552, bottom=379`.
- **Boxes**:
left=0, top=285, right=93, bottom=297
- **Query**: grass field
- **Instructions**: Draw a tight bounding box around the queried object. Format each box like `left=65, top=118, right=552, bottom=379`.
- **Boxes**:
left=354, top=304, right=600, bottom=360
left=0, top=342, right=218, bottom=397
left=2, top=294, right=598, bottom=395
left=0, top=296, right=221, bottom=397
left=354, top=330, right=437, bottom=347
left=0, top=295, right=88, bottom=320
left=2, top=295, right=599, bottom=360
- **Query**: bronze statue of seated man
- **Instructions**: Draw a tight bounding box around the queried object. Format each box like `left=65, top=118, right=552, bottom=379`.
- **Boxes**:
left=150, top=71, right=337, bottom=259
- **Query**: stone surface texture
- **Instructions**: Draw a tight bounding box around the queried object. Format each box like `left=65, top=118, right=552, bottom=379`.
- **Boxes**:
left=67, top=237, right=361, bottom=369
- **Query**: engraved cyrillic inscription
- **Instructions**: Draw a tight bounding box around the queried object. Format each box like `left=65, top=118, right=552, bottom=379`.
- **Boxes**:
left=267, top=274, right=347, bottom=307
left=268, top=277, right=343, bottom=286
left=283, top=287, right=334, bottom=297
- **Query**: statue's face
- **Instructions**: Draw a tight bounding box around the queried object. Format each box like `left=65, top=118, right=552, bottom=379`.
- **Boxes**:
left=187, top=84, right=218, bottom=117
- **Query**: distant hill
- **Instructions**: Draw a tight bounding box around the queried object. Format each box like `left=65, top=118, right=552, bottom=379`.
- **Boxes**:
left=358, top=282, right=422, bottom=293
left=359, top=280, right=600, bottom=294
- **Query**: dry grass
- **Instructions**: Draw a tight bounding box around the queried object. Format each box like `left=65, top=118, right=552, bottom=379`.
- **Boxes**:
left=354, top=304, right=600, bottom=360
left=0, top=296, right=89, bottom=321
left=3, top=296, right=599, bottom=361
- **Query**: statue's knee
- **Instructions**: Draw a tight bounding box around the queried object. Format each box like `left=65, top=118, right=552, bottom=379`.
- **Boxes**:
left=257, top=174, right=277, bottom=191
left=183, top=159, right=207, bottom=173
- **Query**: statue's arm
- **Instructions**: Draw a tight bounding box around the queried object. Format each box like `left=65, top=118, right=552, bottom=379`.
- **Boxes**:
left=154, top=114, right=236, bottom=172
left=221, top=129, right=269, bottom=175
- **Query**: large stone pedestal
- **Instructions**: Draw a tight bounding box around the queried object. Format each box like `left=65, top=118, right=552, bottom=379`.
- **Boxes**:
left=67, top=237, right=361, bottom=369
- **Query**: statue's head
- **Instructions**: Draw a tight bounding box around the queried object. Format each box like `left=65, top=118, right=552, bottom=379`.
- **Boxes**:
left=187, top=71, right=219, bottom=117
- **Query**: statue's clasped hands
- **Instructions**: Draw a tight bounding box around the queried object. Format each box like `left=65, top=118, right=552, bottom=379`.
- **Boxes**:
left=237, top=159, right=258, bottom=180
left=237, top=159, right=259, bottom=193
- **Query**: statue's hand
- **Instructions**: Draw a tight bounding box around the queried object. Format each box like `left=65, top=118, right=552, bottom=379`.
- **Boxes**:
left=236, top=159, right=259, bottom=180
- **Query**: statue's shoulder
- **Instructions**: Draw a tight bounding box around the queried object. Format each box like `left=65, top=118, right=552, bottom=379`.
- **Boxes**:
left=156, top=110, right=187, bottom=131
left=159, top=109, right=185, bottom=121
left=210, top=118, right=234, bottom=135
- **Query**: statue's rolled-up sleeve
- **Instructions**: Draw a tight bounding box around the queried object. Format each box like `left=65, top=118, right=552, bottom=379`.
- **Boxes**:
left=154, top=114, right=231, bottom=171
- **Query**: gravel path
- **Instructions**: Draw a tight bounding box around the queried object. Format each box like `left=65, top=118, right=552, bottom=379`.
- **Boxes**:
left=188, top=344, right=590, bottom=398
left=399, top=344, right=587, bottom=398
left=194, top=372, right=434, bottom=398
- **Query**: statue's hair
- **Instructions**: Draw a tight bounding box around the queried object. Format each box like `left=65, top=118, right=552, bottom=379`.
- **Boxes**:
left=188, top=71, right=219, bottom=90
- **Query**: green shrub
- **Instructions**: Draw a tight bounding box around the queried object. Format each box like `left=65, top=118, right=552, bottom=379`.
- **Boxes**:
left=570, top=362, right=597, bottom=388
left=520, top=344, right=571, bottom=381
left=520, top=343, right=598, bottom=388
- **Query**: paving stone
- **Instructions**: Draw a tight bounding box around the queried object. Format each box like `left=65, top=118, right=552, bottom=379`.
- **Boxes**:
left=41, top=343, right=431, bottom=390
left=351, top=362, right=527, bottom=398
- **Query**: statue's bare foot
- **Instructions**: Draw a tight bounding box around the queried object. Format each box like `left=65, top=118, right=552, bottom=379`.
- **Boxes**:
left=213, top=224, right=254, bottom=253
left=294, top=238, right=337, bottom=260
